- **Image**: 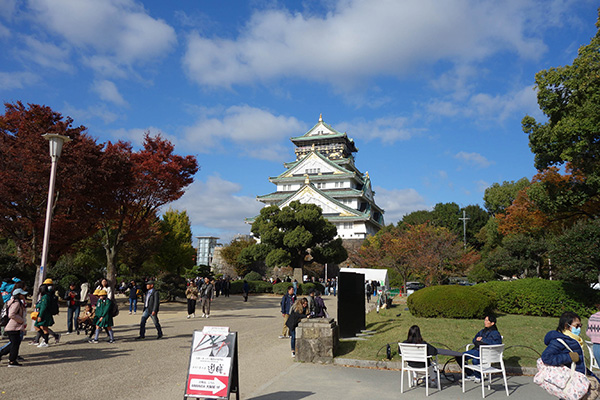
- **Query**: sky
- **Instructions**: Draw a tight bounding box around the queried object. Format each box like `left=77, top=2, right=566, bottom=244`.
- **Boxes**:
left=1, top=0, right=598, bottom=244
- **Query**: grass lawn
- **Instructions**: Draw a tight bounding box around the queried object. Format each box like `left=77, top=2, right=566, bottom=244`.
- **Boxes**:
left=337, top=297, right=594, bottom=368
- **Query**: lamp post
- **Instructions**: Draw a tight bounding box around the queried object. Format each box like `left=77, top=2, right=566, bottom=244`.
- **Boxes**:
left=34, top=133, right=71, bottom=300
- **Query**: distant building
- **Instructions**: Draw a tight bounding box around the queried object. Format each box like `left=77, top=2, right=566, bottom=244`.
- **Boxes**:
left=251, top=114, right=384, bottom=240
left=196, top=236, right=220, bottom=266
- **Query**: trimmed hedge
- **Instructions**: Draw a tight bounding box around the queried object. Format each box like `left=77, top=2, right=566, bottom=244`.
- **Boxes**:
left=244, top=271, right=263, bottom=281
left=230, top=280, right=273, bottom=294
left=477, top=278, right=600, bottom=317
left=272, top=282, right=326, bottom=296
left=407, top=285, right=495, bottom=319
left=273, top=282, right=292, bottom=295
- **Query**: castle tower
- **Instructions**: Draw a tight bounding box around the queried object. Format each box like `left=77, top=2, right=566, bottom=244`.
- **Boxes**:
left=254, top=115, right=384, bottom=239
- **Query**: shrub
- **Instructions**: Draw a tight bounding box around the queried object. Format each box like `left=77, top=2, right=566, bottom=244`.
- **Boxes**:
left=407, top=285, right=495, bottom=319
left=273, top=282, right=292, bottom=295
left=230, top=280, right=273, bottom=294
left=157, top=273, right=187, bottom=301
left=476, top=278, right=600, bottom=317
left=298, top=282, right=325, bottom=296
left=244, top=271, right=263, bottom=281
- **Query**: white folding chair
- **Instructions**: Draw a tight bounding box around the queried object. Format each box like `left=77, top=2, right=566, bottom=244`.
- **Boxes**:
left=462, top=344, right=509, bottom=398
left=585, top=340, right=600, bottom=372
left=398, top=343, right=441, bottom=396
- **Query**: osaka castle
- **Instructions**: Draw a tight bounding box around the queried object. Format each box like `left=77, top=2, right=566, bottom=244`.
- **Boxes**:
left=255, top=114, right=384, bottom=240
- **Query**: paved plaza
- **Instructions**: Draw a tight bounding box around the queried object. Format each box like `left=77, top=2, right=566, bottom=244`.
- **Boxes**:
left=0, top=294, right=554, bottom=399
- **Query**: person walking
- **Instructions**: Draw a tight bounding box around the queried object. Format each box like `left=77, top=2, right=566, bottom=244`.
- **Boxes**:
left=286, top=298, right=309, bottom=358
left=186, top=281, right=198, bottom=318
left=34, top=284, right=54, bottom=348
left=89, top=289, right=115, bottom=344
left=587, top=308, right=600, bottom=368
left=279, top=286, right=295, bottom=339
left=63, top=282, right=80, bottom=335
left=242, top=280, right=250, bottom=302
left=200, top=277, right=213, bottom=318
left=136, top=281, right=163, bottom=340
left=0, top=288, right=27, bottom=367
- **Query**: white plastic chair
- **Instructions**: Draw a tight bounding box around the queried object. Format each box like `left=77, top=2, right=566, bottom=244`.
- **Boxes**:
left=462, top=344, right=509, bottom=398
left=585, top=340, right=600, bottom=372
left=398, top=343, right=441, bottom=396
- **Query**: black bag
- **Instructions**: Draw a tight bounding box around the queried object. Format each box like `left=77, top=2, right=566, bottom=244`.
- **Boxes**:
left=110, top=300, right=119, bottom=317
left=50, top=295, right=59, bottom=315
left=0, top=303, right=9, bottom=327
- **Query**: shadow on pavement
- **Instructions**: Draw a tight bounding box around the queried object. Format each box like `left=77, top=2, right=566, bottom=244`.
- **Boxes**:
left=248, top=391, right=315, bottom=400
left=23, top=347, right=132, bottom=366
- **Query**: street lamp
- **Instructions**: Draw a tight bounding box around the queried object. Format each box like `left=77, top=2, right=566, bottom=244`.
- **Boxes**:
left=36, top=133, right=71, bottom=298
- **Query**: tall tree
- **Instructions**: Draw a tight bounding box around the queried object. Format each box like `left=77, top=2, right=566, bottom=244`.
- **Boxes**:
left=242, top=201, right=347, bottom=274
left=220, top=236, right=257, bottom=277
left=98, top=133, right=198, bottom=291
left=549, top=220, right=600, bottom=285
left=154, top=209, right=196, bottom=275
left=483, top=178, right=531, bottom=216
left=0, top=102, right=116, bottom=298
left=523, top=11, right=600, bottom=218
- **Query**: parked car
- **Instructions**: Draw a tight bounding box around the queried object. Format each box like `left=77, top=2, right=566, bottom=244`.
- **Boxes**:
left=405, top=281, right=425, bottom=291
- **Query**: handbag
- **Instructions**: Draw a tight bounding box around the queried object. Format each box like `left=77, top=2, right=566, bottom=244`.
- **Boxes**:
left=30, top=311, right=39, bottom=320
left=534, top=338, right=590, bottom=400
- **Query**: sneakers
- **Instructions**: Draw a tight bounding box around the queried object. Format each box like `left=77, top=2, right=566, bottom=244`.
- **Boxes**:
left=157, top=335, right=163, bottom=340
left=205, top=314, right=209, bottom=318
left=201, top=313, right=206, bottom=318
left=88, top=339, right=98, bottom=344
left=54, top=334, right=61, bottom=344
left=473, top=377, right=481, bottom=384
left=28, top=341, right=39, bottom=346
left=191, top=314, right=195, bottom=318
left=128, top=312, right=132, bottom=315
left=187, top=315, right=191, bottom=319
left=37, top=339, right=48, bottom=348
left=7, top=361, right=22, bottom=367
left=108, top=339, right=115, bottom=344
left=291, top=351, right=295, bottom=358
left=278, top=335, right=286, bottom=339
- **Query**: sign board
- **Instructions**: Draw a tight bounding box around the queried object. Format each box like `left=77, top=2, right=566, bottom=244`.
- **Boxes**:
left=184, top=327, right=239, bottom=399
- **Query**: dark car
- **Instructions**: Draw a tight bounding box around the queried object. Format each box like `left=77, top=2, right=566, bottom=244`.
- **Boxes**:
left=405, top=281, right=425, bottom=291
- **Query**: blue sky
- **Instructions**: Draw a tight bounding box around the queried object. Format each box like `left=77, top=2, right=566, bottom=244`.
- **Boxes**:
left=1, top=0, right=598, bottom=243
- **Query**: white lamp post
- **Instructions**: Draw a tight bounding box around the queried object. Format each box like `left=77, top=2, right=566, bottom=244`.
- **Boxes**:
left=36, top=133, right=71, bottom=295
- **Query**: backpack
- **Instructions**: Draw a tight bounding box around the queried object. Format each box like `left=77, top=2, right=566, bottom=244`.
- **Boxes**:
left=110, top=300, right=119, bottom=317
left=49, top=295, right=59, bottom=315
left=0, top=302, right=9, bottom=327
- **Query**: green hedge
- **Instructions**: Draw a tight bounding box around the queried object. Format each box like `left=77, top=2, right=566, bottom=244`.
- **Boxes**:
left=272, top=282, right=326, bottom=296
left=230, top=280, right=274, bottom=294
left=273, top=282, right=292, bottom=295
left=477, top=278, right=600, bottom=317
left=407, top=285, right=495, bottom=319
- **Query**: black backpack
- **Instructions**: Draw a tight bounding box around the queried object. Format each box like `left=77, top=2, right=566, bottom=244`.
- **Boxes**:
left=110, top=300, right=119, bottom=317
left=49, top=294, right=59, bottom=315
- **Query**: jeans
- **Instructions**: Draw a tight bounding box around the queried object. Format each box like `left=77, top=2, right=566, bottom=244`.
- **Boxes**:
left=129, top=298, right=137, bottom=313
left=461, top=348, right=481, bottom=378
left=139, top=309, right=162, bottom=337
left=290, top=328, right=296, bottom=352
left=67, top=305, right=80, bottom=333
left=594, top=343, right=600, bottom=369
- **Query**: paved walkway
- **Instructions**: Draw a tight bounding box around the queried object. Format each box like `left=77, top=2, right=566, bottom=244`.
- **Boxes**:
left=0, top=294, right=554, bottom=400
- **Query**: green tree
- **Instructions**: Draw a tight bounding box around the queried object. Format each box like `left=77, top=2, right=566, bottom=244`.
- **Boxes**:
left=523, top=12, right=600, bottom=218
left=400, top=209, right=432, bottom=226
left=460, top=204, right=489, bottom=249
left=483, top=178, right=531, bottom=216
left=549, top=220, right=600, bottom=285
left=154, top=209, right=196, bottom=275
left=244, top=201, right=347, bottom=273
left=431, top=202, right=461, bottom=234
left=485, top=233, right=547, bottom=278
left=220, top=237, right=256, bottom=277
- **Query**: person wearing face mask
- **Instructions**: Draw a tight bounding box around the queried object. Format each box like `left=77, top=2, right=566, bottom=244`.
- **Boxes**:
left=542, top=311, right=598, bottom=379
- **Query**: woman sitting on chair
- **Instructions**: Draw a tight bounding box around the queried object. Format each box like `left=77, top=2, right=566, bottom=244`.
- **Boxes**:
left=403, top=325, right=438, bottom=368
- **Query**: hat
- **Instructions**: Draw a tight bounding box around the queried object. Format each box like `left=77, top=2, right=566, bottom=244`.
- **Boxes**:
left=43, top=278, right=53, bottom=285
left=93, top=289, right=101, bottom=296
left=98, top=289, right=108, bottom=296
left=12, top=288, right=28, bottom=296
left=147, top=280, right=155, bottom=285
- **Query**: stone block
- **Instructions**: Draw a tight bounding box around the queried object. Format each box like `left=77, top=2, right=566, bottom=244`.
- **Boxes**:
left=296, top=317, right=339, bottom=364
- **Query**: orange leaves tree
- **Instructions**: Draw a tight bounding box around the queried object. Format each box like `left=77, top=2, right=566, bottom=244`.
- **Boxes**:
left=98, top=133, right=198, bottom=290
left=353, top=223, right=478, bottom=288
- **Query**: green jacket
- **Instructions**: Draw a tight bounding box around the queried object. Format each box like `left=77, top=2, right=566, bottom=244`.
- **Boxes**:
left=95, top=298, right=113, bottom=328
left=34, top=294, right=54, bottom=327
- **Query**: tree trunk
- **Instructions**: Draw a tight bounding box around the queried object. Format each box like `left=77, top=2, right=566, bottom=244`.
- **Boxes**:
left=105, top=245, right=118, bottom=296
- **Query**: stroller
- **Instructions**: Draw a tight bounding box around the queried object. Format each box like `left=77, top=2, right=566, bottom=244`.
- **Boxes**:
left=77, top=308, right=96, bottom=338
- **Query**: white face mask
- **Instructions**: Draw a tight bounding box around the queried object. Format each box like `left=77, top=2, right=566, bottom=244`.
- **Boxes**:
left=48, top=285, right=53, bottom=291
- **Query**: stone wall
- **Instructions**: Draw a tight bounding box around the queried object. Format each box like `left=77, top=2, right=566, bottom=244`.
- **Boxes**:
left=296, top=317, right=339, bottom=363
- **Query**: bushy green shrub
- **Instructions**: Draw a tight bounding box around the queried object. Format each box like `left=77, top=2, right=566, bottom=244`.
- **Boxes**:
left=273, top=282, right=292, bottom=295
left=407, top=285, right=495, bottom=319
left=477, top=278, right=600, bottom=317
left=230, top=280, right=273, bottom=294
left=244, top=271, right=263, bottom=281
left=157, top=273, right=186, bottom=301
left=298, top=282, right=325, bottom=296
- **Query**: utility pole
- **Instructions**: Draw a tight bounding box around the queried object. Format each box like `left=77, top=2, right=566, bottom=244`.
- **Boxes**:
left=459, top=210, right=470, bottom=249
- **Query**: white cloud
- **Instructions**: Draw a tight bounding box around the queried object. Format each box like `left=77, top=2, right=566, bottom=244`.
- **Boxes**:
left=92, top=80, right=127, bottom=106
left=475, top=179, right=490, bottom=193
left=62, top=102, right=119, bottom=124
left=108, top=126, right=178, bottom=149
left=373, top=186, right=429, bottom=225
left=0, top=71, right=39, bottom=90
left=16, top=35, right=73, bottom=72
left=183, top=0, right=556, bottom=90
left=455, top=151, right=493, bottom=168
left=183, top=105, right=304, bottom=161
left=0, top=0, right=17, bottom=20
left=28, top=0, right=176, bottom=75
left=168, top=175, right=262, bottom=240
left=336, top=116, right=422, bottom=144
